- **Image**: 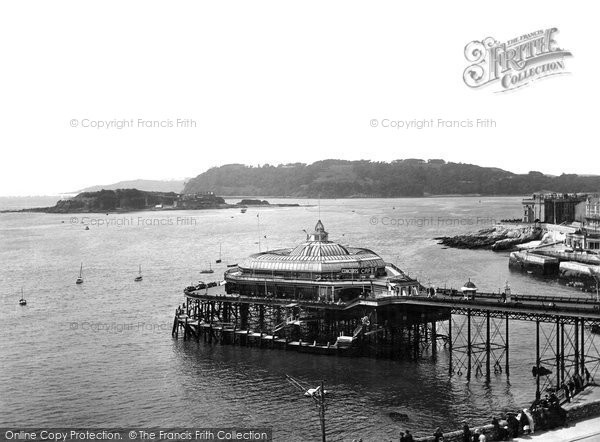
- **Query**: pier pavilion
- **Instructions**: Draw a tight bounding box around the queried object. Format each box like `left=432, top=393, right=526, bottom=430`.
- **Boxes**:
left=224, top=220, right=421, bottom=301
left=176, top=220, right=449, bottom=357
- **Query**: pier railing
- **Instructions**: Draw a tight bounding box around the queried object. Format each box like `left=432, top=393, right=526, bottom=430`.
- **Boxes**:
left=434, top=288, right=600, bottom=306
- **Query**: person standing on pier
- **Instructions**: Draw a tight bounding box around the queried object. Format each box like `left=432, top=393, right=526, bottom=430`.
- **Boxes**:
left=568, top=378, right=576, bottom=397
left=585, top=367, right=591, bottom=384
left=574, top=373, right=583, bottom=393
left=562, top=383, right=571, bottom=402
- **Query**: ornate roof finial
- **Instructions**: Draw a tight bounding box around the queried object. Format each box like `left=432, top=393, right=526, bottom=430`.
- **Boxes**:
left=309, top=220, right=328, bottom=242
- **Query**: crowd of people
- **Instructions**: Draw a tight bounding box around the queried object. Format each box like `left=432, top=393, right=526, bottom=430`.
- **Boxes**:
left=428, top=369, right=595, bottom=441
left=556, top=369, right=590, bottom=403
left=425, top=397, right=566, bottom=441
left=358, top=370, right=594, bottom=441
left=426, top=408, right=559, bottom=442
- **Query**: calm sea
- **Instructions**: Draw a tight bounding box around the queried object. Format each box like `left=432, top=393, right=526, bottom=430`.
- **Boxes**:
left=0, top=197, right=584, bottom=441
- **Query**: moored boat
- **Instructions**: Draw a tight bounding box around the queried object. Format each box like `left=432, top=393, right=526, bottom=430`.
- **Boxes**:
left=76, top=263, right=84, bottom=284
left=19, top=288, right=26, bottom=306
left=135, top=264, right=143, bottom=281
left=216, top=243, right=222, bottom=263
left=200, top=262, right=214, bottom=274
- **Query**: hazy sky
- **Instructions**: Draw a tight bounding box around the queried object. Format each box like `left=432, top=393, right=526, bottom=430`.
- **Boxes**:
left=0, top=1, right=597, bottom=195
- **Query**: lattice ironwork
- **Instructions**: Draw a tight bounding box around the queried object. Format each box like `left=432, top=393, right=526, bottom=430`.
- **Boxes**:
left=445, top=312, right=508, bottom=380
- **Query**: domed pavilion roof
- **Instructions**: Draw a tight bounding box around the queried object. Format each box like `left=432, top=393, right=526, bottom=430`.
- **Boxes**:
left=237, top=220, right=385, bottom=274
left=461, top=279, right=477, bottom=291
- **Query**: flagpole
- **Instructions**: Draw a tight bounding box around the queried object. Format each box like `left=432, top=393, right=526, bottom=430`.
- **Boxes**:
left=257, top=213, right=261, bottom=253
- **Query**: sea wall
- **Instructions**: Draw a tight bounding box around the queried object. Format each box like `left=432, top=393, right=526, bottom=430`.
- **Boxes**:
left=414, top=424, right=494, bottom=442
left=567, top=399, right=600, bottom=422
left=559, top=262, right=600, bottom=279
left=414, top=399, right=600, bottom=441
left=541, top=223, right=578, bottom=235
left=536, top=250, right=600, bottom=266
left=509, top=251, right=560, bottom=275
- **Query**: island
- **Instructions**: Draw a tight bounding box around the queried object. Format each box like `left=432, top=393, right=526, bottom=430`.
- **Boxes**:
left=8, top=189, right=300, bottom=214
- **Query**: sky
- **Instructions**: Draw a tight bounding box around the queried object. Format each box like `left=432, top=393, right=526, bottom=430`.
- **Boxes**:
left=0, top=1, right=598, bottom=195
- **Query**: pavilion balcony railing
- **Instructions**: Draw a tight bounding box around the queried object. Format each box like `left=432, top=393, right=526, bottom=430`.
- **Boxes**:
left=225, top=273, right=384, bottom=286
left=224, top=268, right=387, bottom=283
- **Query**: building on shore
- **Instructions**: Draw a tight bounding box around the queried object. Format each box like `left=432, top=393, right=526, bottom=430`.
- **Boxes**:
left=173, top=192, right=224, bottom=209
left=522, top=193, right=588, bottom=224
left=564, top=197, right=600, bottom=251
left=584, top=196, right=600, bottom=250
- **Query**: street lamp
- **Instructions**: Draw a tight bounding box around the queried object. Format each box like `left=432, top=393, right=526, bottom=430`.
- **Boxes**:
left=286, top=375, right=328, bottom=442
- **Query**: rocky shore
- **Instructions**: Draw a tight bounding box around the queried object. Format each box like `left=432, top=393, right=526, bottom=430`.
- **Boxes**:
left=436, top=224, right=544, bottom=251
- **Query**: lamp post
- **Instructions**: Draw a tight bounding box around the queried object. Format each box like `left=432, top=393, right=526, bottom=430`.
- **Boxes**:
left=286, top=376, right=327, bottom=442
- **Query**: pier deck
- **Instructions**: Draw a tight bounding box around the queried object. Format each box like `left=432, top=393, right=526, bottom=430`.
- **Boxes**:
left=185, top=287, right=600, bottom=324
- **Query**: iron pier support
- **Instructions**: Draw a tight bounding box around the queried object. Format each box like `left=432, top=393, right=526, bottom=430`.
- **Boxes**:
left=505, top=312, right=510, bottom=378
left=467, top=309, right=472, bottom=381
left=575, top=319, right=579, bottom=376
left=448, top=316, right=453, bottom=376
left=486, top=311, right=491, bottom=382
left=556, top=316, right=560, bottom=390
left=536, top=319, right=540, bottom=401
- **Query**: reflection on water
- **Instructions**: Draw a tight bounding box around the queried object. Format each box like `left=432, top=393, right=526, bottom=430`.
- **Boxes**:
left=0, top=197, right=588, bottom=440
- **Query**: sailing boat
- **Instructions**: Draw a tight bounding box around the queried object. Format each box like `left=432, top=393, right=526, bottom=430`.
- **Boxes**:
left=76, top=263, right=84, bottom=284
left=18, top=288, right=26, bottom=306
left=200, top=262, right=214, bottom=274
left=134, top=264, right=143, bottom=282
left=215, top=243, right=222, bottom=264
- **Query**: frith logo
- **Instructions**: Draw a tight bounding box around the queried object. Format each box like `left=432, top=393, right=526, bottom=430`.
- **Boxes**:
left=463, top=28, right=572, bottom=92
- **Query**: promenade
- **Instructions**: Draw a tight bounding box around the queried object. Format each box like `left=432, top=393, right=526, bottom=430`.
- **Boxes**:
left=513, top=416, right=600, bottom=441
left=513, top=386, right=600, bottom=442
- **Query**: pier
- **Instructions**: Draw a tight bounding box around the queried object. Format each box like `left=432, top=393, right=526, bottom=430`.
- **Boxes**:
left=173, top=221, right=600, bottom=401
left=173, top=285, right=600, bottom=397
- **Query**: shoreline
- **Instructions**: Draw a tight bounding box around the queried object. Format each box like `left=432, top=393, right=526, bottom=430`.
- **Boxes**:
left=413, top=385, right=600, bottom=442
left=0, top=193, right=530, bottom=200
left=0, top=203, right=306, bottom=215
